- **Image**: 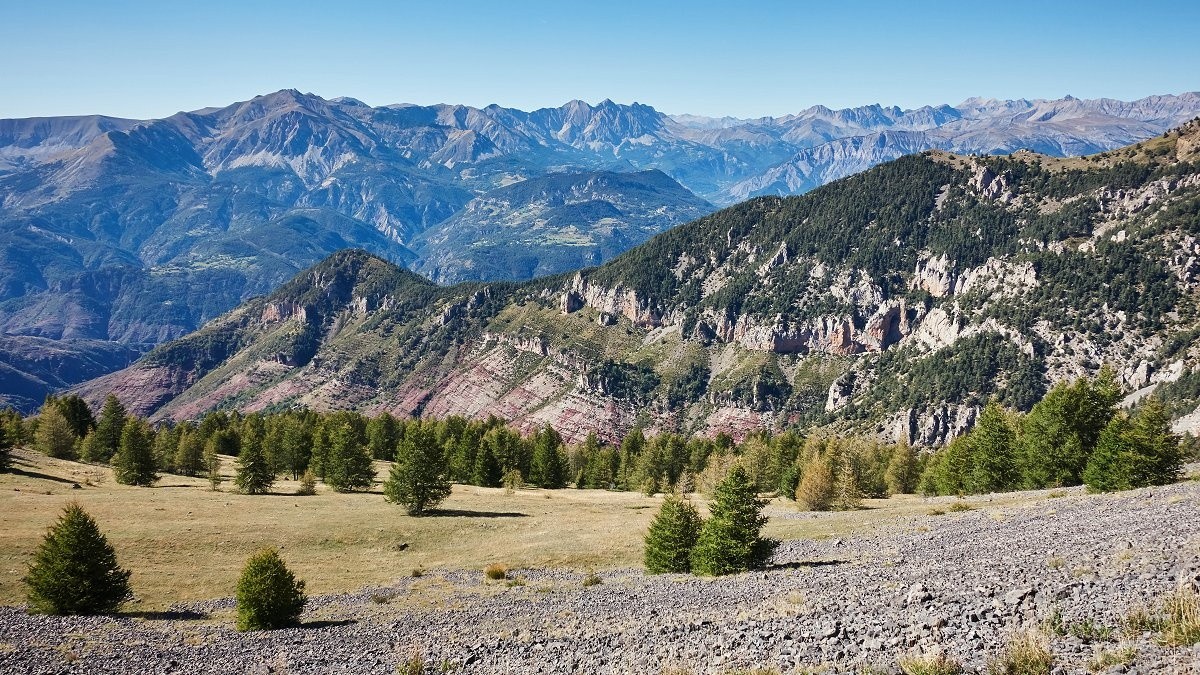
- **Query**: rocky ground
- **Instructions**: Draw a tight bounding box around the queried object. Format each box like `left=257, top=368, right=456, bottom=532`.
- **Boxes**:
left=2, top=479, right=1199, bottom=674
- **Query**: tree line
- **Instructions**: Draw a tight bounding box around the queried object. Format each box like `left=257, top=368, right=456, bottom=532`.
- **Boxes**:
left=3, top=364, right=1191, bottom=516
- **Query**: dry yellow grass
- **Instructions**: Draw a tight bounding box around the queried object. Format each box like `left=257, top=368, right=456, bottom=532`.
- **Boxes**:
left=0, top=449, right=1062, bottom=610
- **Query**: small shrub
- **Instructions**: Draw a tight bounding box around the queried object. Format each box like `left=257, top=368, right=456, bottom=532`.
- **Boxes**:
left=371, top=592, right=395, bottom=605
left=948, top=501, right=973, bottom=513
left=1068, top=619, right=1113, bottom=643
left=1087, top=646, right=1135, bottom=672
left=1043, top=608, right=1066, bottom=636
left=1122, top=606, right=1165, bottom=637
left=396, top=647, right=425, bottom=675
left=410, top=568, right=424, bottom=578
left=235, top=548, right=307, bottom=631
left=24, top=503, right=131, bottom=615
left=1162, top=583, right=1200, bottom=646
left=1046, top=557, right=1065, bottom=570
left=986, top=631, right=1054, bottom=675
left=582, top=570, right=602, bottom=587
left=926, top=508, right=947, bottom=516
left=484, top=564, right=507, bottom=580
left=897, top=651, right=964, bottom=675
left=296, top=470, right=317, bottom=496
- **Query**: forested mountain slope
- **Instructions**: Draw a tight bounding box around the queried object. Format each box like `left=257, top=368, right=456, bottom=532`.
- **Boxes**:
left=77, top=121, right=1200, bottom=444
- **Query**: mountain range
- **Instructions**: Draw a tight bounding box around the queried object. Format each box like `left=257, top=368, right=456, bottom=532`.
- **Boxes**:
left=3, top=89, right=1200, bottom=411
left=76, top=120, right=1200, bottom=445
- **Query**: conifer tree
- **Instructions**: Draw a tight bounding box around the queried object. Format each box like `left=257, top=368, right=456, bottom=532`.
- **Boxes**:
left=643, top=494, right=702, bottom=574
left=832, top=458, right=863, bottom=511
left=277, top=416, right=313, bottom=479
left=618, top=428, right=646, bottom=490
left=24, top=503, right=131, bottom=615
left=1127, top=396, right=1182, bottom=487
left=113, top=419, right=158, bottom=486
left=384, top=424, right=452, bottom=515
left=795, top=454, right=835, bottom=511
left=529, top=425, right=569, bottom=489
left=235, top=548, right=306, bottom=631
left=0, top=419, right=10, bottom=472
left=35, top=405, right=78, bottom=460
left=174, top=430, right=206, bottom=476
left=690, top=466, right=774, bottom=576
left=1082, top=414, right=1135, bottom=492
left=152, top=424, right=179, bottom=474
left=50, top=395, right=96, bottom=440
left=83, top=395, right=127, bottom=463
left=471, top=442, right=503, bottom=487
left=968, top=402, right=1019, bottom=493
left=367, top=412, right=400, bottom=461
left=234, top=421, right=274, bottom=494
left=884, top=439, right=919, bottom=495
left=323, top=421, right=375, bottom=492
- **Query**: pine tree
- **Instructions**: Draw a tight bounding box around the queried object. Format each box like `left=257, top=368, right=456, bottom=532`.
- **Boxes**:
left=617, top=428, right=646, bottom=490
left=234, top=422, right=274, bottom=495
left=174, top=430, right=206, bottom=476
left=384, top=424, right=452, bottom=515
left=323, top=421, right=375, bottom=492
left=471, top=442, right=502, bottom=487
left=367, top=412, right=400, bottom=461
left=795, top=454, right=835, bottom=511
left=1086, top=398, right=1183, bottom=491
left=1127, top=396, right=1182, bottom=487
left=113, top=419, right=158, bottom=486
left=24, top=503, right=131, bottom=615
left=1082, top=414, right=1135, bottom=492
left=83, top=395, right=127, bottom=463
left=690, top=466, right=774, bottom=576
left=0, top=418, right=11, bottom=472
left=832, top=458, right=863, bottom=511
left=278, top=416, right=313, bottom=479
left=50, top=395, right=96, bottom=439
left=152, top=424, right=179, bottom=474
left=969, top=402, right=1019, bottom=493
left=35, top=404, right=78, bottom=460
left=643, top=494, right=702, bottom=574
left=235, top=548, right=306, bottom=631
left=884, top=439, right=919, bottom=495
left=529, top=425, right=569, bottom=488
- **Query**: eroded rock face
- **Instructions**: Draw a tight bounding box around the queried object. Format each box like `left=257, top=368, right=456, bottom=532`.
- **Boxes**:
left=562, top=273, right=667, bottom=327
left=893, top=404, right=981, bottom=447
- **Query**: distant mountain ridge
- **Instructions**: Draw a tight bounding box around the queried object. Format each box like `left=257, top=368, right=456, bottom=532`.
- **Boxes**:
left=2, top=89, right=1200, bottom=411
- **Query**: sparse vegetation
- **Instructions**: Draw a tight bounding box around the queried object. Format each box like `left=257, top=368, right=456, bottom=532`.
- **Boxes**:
left=484, top=564, right=508, bottom=581
left=986, top=631, right=1054, bottom=675
left=898, top=651, right=964, bottom=675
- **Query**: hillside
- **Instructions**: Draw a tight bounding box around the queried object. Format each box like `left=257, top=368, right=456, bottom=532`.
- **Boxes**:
left=410, top=170, right=712, bottom=283
left=3, top=91, right=1200, bottom=410
left=77, top=121, right=1200, bottom=444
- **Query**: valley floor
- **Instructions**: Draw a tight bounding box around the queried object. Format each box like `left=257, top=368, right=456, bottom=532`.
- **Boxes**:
left=1, top=452, right=1199, bottom=673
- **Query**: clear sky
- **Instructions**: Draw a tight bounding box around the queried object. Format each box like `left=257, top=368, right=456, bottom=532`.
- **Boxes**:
left=2, top=0, right=1198, bottom=120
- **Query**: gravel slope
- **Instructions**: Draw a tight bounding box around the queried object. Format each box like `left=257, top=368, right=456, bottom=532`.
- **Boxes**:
left=2, top=481, right=1199, bottom=674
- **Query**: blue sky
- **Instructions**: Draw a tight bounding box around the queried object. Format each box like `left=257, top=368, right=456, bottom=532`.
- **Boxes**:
left=2, top=0, right=1197, bottom=119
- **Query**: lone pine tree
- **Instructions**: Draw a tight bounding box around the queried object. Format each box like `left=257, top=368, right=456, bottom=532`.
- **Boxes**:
left=24, top=503, right=131, bottom=615
left=385, top=424, right=452, bottom=515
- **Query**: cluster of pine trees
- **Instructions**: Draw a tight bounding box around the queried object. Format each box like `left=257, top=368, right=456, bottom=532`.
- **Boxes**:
left=918, top=369, right=1184, bottom=495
